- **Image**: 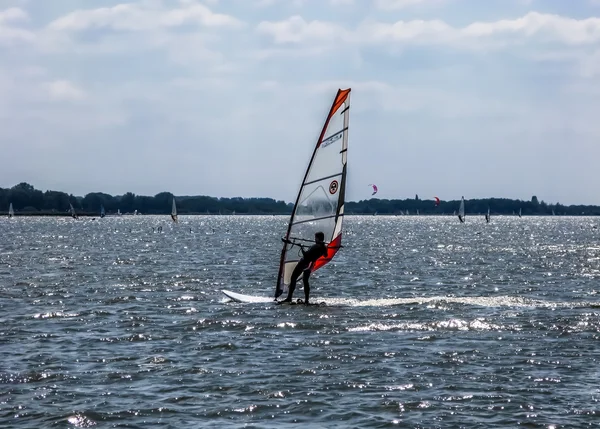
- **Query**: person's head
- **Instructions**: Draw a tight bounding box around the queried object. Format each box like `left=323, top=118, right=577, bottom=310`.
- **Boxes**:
left=315, top=231, right=325, bottom=243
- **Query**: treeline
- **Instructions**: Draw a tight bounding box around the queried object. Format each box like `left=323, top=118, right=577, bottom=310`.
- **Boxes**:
left=1, top=183, right=599, bottom=216
left=0, top=183, right=290, bottom=215
left=346, top=195, right=600, bottom=216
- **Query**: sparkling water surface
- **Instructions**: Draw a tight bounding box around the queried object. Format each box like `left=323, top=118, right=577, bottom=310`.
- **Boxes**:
left=1, top=215, right=599, bottom=428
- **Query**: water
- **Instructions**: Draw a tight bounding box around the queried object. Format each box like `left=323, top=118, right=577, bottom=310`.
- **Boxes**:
left=1, top=215, right=599, bottom=428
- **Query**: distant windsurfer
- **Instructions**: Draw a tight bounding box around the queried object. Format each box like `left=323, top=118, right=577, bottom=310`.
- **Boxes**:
left=280, top=231, right=328, bottom=305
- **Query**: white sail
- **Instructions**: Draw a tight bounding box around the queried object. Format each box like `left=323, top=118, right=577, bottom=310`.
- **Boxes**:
left=8, top=203, right=14, bottom=217
left=276, top=88, right=350, bottom=299
left=171, top=198, right=178, bottom=223
left=458, top=196, right=465, bottom=223
left=69, top=203, right=78, bottom=219
left=100, top=205, right=105, bottom=218
left=519, top=207, right=522, bottom=218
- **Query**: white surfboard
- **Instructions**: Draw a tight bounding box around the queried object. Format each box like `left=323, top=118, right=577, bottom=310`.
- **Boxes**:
left=222, top=290, right=274, bottom=303
left=222, top=290, right=328, bottom=306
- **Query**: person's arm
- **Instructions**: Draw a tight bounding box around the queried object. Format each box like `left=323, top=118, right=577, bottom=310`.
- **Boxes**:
left=282, top=237, right=307, bottom=254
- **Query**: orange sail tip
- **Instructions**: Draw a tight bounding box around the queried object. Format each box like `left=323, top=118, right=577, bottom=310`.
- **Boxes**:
left=331, top=88, right=351, bottom=118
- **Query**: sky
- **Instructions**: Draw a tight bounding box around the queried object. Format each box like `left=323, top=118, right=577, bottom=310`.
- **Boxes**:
left=1, top=0, right=600, bottom=204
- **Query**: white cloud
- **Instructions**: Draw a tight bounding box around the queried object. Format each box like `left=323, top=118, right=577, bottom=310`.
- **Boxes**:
left=257, top=15, right=349, bottom=44
left=257, top=12, right=600, bottom=51
left=0, top=6, right=27, bottom=23
left=254, top=0, right=307, bottom=7
left=48, top=1, right=243, bottom=32
left=44, top=80, right=86, bottom=101
left=375, top=0, right=446, bottom=10
left=462, top=12, right=600, bottom=45
left=0, top=7, right=33, bottom=44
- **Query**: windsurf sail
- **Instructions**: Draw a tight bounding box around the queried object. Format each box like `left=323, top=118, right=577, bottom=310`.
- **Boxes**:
left=8, top=202, right=14, bottom=218
left=485, top=207, right=490, bottom=223
left=434, top=196, right=440, bottom=206
left=100, top=205, right=105, bottom=218
left=458, top=196, right=465, bottom=223
left=518, top=207, right=522, bottom=218
left=369, top=184, right=378, bottom=196
left=275, top=88, right=351, bottom=299
left=70, top=203, right=78, bottom=219
left=171, top=198, right=178, bottom=223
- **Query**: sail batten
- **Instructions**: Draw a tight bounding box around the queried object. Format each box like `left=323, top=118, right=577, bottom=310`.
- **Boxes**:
left=304, top=172, right=343, bottom=186
left=275, top=88, right=351, bottom=299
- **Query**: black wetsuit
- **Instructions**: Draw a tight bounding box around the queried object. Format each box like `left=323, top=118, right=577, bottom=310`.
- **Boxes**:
left=283, top=242, right=328, bottom=304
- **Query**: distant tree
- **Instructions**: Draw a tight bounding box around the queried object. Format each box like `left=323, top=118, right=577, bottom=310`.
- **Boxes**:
left=154, top=192, right=174, bottom=211
left=531, top=195, right=539, bottom=206
left=121, top=192, right=136, bottom=213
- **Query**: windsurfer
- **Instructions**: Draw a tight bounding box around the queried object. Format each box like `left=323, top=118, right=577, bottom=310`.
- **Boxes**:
left=280, top=231, right=328, bottom=305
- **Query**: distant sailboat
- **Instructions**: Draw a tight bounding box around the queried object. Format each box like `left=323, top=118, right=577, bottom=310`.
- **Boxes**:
left=69, top=203, right=78, bottom=219
left=100, top=205, right=106, bottom=218
left=458, top=196, right=465, bottom=223
left=117, top=209, right=122, bottom=216
left=485, top=207, right=490, bottom=223
left=518, top=208, right=522, bottom=218
left=8, top=203, right=14, bottom=218
left=171, top=198, right=178, bottom=223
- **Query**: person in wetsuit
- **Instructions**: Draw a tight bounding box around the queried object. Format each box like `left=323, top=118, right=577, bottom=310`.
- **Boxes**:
left=281, top=231, right=328, bottom=305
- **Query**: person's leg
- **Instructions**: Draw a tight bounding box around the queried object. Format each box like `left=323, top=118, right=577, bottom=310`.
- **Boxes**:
left=302, top=269, right=311, bottom=305
left=282, top=262, right=305, bottom=302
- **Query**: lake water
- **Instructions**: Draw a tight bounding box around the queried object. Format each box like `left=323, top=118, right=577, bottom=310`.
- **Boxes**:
left=1, top=215, right=599, bottom=428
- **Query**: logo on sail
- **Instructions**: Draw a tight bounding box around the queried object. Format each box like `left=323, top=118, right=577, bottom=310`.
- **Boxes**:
left=321, top=132, right=342, bottom=148
left=329, top=180, right=339, bottom=194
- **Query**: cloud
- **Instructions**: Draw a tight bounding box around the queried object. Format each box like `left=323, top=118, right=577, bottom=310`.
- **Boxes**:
left=254, top=0, right=307, bottom=7
left=375, top=0, right=446, bottom=10
left=257, top=12, right=600, bottom=52
left=44, top=80, right=86, bottom=101
left=0, top=6, right=27, bottom=23
left=48, top=1, right=243, bottom=32
left=0, top=7, right=33, bottom=44
left=257, top=15, right=349, bottom=44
